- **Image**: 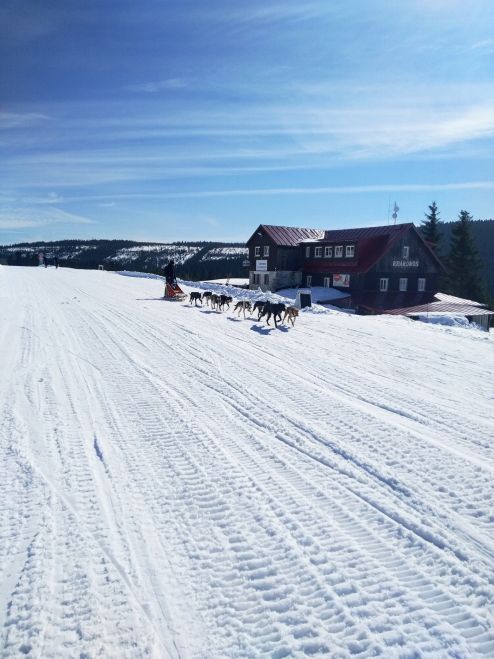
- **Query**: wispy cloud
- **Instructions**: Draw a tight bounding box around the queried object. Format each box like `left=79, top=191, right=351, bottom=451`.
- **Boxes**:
left=126, top=78, right=188, bottom=94
left=22, top=180, right=493, bottom=205
left=2, top=96, right=493, bottom=193
left=0, top=207, right=97, bottom=231
left=0, top=112, right=50, bottom=129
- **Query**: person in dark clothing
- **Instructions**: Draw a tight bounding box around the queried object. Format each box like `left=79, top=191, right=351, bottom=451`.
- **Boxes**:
left=54, top=255, right=59, bottom=269
left=164, top=260, right=176, bottom=284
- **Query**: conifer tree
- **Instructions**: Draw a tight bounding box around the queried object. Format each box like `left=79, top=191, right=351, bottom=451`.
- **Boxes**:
left=447, top=210, right=485, bottom=302
left=421, top=201, right=441, bottom=250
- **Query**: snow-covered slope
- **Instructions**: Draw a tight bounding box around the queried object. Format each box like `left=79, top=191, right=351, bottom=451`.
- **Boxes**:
left=1, top=267, right=493, bottom=658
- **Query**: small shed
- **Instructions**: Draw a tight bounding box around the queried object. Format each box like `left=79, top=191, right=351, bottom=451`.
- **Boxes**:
left=385, top=293, right=494, bottom=331
left=296, top=289, right=312, bottom=309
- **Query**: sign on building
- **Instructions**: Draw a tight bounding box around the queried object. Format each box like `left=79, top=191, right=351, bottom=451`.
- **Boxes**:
left=256, top=259, right=268, bottom=271
left=333, top=274, right=350, bottom=287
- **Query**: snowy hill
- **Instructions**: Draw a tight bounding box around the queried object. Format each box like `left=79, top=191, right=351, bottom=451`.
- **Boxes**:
left=0, top=240, right=248, bottom=281
left=1, top=266, right=493, bottom=657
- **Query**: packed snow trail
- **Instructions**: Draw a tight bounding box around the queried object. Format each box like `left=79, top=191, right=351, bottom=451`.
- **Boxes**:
left=1, top=267, right=493, bottom=658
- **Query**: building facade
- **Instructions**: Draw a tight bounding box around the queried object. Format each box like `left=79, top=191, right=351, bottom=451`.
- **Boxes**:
left=246, top=223, right=446, bottom=313
left=245, top=225, right=324, bottom=292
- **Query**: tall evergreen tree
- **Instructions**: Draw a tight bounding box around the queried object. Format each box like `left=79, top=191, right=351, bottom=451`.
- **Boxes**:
left=421, top=201, right=442, bottom=250
left=447, top=210, right=485, bottom=302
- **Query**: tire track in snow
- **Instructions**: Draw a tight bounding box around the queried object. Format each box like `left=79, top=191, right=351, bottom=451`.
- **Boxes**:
left=76, top=291, right=494, bottom=656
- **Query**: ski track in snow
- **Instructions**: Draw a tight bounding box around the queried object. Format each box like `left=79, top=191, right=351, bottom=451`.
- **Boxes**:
left=1, top=267, right=493, bottom=658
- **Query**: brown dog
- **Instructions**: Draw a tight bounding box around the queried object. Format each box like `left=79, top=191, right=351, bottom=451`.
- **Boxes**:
left=283, top=306, right=299, bottom=326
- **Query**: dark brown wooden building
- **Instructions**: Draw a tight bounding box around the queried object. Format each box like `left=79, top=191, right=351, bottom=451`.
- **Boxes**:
left=245, top=224, right=324, bottom=291
left=246, top=223, right=446, bottom=313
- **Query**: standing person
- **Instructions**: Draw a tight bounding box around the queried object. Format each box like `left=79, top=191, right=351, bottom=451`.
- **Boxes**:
left=54, top=255, right=59, bottom=269
left=44, top=254, right=48, bottom=268
left=164, top=260, right=176, bottom=285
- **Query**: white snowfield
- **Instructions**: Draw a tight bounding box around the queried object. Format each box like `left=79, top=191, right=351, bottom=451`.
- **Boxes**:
left=1, top=267, right=494, bottom=658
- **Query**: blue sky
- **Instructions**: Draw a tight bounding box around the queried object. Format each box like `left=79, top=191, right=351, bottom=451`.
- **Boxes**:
left=1, top=0, right=493, bottom=244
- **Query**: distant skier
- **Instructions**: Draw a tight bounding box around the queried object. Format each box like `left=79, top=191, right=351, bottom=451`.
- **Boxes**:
left=44, top=254, right=48, bottom=268
left=164, top=260, right=176, bottom=285
left=54, top=255, right=59, bottom=269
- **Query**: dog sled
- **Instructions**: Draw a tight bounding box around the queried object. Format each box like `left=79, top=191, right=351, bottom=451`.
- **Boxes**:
left=164, top=281, right=187, bottom=301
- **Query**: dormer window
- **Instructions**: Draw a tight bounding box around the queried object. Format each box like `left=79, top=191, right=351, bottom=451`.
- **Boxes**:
left=403, top=246, right=409, bottom=259
left=335, top=246, right=343, bottom=258
left=255, top=246, right=261, bottom=257
left=345, top=245, right=355, bottom=258
left=305, top=246, right=310, bottom=258
left=315, top=247, right=322, bottom=258
left=324, top=246, right=332, bottom=258
left=263, top=245, right=270, bottom=257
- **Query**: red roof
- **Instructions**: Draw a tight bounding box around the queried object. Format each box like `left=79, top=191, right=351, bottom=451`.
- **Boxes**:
left=331, top=291, right=494, bottom=315
left=385, top=293, right=494, bottom=316
left=305, top=234, right=398, bottom=274
left=322, top=223, right=411, bottom=242
left=331, top=291, right=436, bottom=312
left=305, top=223, right=445, bottom=274
left=260, top=225, right=324, bottom=246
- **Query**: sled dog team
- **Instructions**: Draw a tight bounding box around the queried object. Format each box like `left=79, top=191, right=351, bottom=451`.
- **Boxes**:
left=188, top=290, right=299, bottom=328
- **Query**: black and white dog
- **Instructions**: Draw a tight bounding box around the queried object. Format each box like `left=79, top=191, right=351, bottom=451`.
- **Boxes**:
left=218, top=295, right=233, bottom=311
left=253, top=300, right=268, bottom=319
left=233, top=300, right=252, bottom=318
left=189, top=291, right=203, bottom=306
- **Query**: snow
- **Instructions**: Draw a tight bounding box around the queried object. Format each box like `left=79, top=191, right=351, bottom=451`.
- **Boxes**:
left=202, top=277, right=250, bottom=286
left=413, top=314, right=478, bottom=328
left=107, top=245, right=201, bottom=264
left=1, top=266, right=494, bottom=658
left=277, top=286, right=350, bottom=304
left=201, top=247, right=248, bottom=261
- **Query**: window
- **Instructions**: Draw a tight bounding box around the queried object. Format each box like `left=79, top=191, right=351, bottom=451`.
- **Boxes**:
left=402, top=246, right=409, bottom=259
left=264, top=274, right=269, bottom=285
left=335, top=246, right=343, bottom=258
left=345, top=245, right=355, bottom=258
left=305, top=246, right=310, bottom=258
left=315, top=247, right=322, bottom=258
left=324, top=246, right=333, bottom=258
left=263, top=245, right=270, bottom=257
left=253, top=273, right=261, bottom=285
left=399, top=278, right=408, bottom=292
left=254, top=246, right=261, bottom=257
left=306, top=275, right=312, bottom=287
left=418, top=277, right=426, bottom=292
left=323, top=277, right=330, bottom=287
left=379, top=278, right=388, bottom=292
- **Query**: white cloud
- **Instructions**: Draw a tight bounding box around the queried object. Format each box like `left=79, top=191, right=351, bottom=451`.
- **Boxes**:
left=0, top=207, right=97, bottom=230
left=126, top=78, right=187, bottom=93
left=0, top=112, right=50, bottom=129
left=27, top=180, right=493, bottom=204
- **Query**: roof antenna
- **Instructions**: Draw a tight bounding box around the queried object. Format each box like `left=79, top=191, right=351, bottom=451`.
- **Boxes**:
left=392, top=201, right=399, bottom=225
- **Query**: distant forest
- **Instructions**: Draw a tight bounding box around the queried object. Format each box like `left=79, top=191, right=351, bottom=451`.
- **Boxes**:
left=0, top=239, right=249, bottom=281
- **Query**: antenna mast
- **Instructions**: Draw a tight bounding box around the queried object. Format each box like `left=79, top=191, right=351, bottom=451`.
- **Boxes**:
left=392, top=202, right=400, bottom=225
